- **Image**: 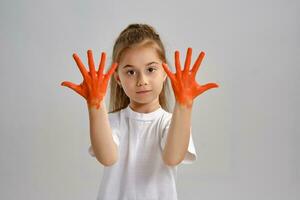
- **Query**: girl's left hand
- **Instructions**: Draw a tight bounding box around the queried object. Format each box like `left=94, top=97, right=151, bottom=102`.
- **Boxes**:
left=162, top=47, right=219, bottom=107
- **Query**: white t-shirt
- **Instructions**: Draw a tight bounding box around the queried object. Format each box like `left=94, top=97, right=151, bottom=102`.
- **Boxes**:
left=88, top=105, right=197, bottom=200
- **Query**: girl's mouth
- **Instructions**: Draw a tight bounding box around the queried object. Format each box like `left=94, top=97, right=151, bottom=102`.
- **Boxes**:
left=136, top=90, right=151, bottom=94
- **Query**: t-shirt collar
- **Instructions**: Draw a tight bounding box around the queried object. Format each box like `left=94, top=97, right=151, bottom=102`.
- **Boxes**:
left=123, top=105, right=164, bottom=121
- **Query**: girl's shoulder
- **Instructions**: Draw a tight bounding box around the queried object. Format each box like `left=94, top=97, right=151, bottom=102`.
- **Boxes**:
left=107, top=110, right=122, bottom=128
left=159, top=109, right=173, bottom=126
left=161, top=108, right=172, bottom=117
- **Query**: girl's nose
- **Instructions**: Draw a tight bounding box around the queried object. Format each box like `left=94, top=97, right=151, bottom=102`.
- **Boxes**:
left=136, top=74, right=148, bottom=86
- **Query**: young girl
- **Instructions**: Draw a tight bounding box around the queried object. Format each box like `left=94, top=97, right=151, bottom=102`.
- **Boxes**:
left=61, top=23, right=219, bottom=200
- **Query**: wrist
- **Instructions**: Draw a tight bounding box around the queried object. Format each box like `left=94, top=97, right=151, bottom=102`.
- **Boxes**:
left=175, top=99, right=194, bottom=109
left=87, top=100, right=105, bottom=111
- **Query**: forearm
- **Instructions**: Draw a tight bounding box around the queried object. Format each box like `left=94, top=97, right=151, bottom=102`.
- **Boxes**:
left=162, top=101, right=193, bottom=166
left=88, top=101, right=118, bottom=166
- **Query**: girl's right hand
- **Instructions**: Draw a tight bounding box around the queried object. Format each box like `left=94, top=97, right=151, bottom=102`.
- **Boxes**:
left=61, top=50, right=118, bottom=109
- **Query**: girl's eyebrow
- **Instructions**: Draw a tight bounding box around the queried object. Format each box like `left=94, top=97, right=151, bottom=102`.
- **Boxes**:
left=122, top=61, right=159, bottom=69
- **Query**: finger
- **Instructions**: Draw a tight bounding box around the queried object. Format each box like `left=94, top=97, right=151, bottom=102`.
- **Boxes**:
left=104, top=62, right=118, bottom=82
left=87, top=50, right=96, bottom=79
left=196, top=82, right=219, bottom=96
left=183, top=47, right=192, bottom=74
left=61, top=81, right=80, bottom=93
left=191, top=51, right=205, bottom=78
left=203, top=82, right=219, bottom=90
left=106, top=62, right=118, bottom=77
left=61, top=81, right=87, bottom=98
left=162, top=62, right=176, bottom=82
left=73, top=53, right=89, bottom=80
left=175, top=50, right=182, bottom=79
left=97, top=52, right=106, bottom=77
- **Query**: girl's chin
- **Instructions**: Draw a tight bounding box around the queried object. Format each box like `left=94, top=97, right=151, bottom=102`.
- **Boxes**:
left=131, top=96, right=158, bottom=105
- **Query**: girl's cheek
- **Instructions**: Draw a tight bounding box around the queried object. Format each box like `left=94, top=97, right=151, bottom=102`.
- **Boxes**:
left=122, top=79, right=134, bottom=88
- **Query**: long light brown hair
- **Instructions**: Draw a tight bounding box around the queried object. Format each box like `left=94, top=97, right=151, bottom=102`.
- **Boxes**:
left=108, top=24, right=173, bottom=113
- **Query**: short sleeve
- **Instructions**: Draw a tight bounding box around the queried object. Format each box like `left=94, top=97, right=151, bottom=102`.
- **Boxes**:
left=88, top=112, right=120, bottom=157
left=161, top=118, right=197, bottom=164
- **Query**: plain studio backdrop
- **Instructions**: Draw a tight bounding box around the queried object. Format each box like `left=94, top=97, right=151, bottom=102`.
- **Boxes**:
left=0, top=0, right=299, bottom=199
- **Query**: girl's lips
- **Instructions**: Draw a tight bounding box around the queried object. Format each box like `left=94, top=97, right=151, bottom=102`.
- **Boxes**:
left=136, top=90, right=151, bottom=94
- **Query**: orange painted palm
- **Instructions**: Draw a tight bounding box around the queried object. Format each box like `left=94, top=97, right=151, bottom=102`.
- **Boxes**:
left=61, top=50, right=118, bottom=109
left=162, top=47, right=219, bottom=107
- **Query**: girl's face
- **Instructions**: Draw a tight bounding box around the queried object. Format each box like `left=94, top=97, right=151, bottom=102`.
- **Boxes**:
left=114, top=46, right=167, bottom=111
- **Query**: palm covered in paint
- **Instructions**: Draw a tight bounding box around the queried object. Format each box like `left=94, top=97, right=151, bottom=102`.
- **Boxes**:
left=162, top=47, right=219, bottom=107
left=61, top=50, right=118, bottom=109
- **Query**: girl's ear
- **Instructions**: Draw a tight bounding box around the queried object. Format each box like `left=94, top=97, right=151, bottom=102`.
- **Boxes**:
left=163, top=73, right=167, bottom=82
left=113, top=72, right=121, bottom=85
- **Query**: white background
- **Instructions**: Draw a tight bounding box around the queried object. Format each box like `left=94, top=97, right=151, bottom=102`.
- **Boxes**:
left=0, top=0, right=299, bottom=199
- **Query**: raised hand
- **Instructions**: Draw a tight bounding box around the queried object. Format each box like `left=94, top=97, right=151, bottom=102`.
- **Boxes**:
left=61, top=50, right=118, bottom=109
left=162, top=47, right=219, bottom=107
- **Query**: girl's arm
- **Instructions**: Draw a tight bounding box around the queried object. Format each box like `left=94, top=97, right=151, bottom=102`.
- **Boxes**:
left=162, top=102, right=193, bottom=166
left=161, top=47, right=219, bottom=166
left=88, top=101, right=118, bottom=166
left=61, top=50, right=118, bottom=167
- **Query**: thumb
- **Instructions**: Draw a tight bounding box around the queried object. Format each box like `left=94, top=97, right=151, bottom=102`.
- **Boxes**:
left=61, top=81, right=87, bottom=99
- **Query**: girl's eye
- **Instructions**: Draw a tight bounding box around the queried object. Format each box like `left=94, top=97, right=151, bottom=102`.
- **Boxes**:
left=126, top=70, right=135, bottom=76
left=126, top=67, right=156, bottom=76
left=147, top=67, right=157, bottom=73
